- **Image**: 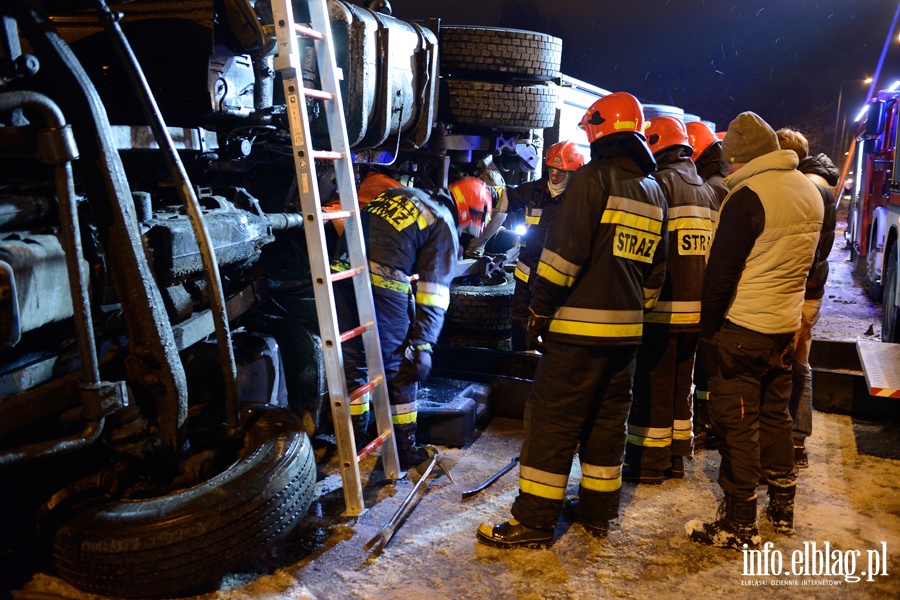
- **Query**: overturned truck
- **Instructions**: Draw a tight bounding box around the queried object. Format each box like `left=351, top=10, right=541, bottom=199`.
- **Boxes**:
left=0, top=0, right=568, bottom=596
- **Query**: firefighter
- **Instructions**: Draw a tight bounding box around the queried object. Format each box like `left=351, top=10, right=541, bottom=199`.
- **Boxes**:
left=685, top=121, right=727, bottom=451
left=476, top=92, right=668, bottom=548
left=466, top=141, right=586, bottom=350
left=333, top=177, right=493, bottom=468
left=623, top=117, right=719, bottom=483
left=687, top=121, right=728, bottom=205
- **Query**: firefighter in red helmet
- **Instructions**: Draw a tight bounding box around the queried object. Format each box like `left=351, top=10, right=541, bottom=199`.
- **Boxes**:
left=466, top=141, right=586, bottom=350
left=623, top=116, right=719, bottom=484
left=333, top=177, right=491, bottom=468
left=477, top=92, right=668, bottom=548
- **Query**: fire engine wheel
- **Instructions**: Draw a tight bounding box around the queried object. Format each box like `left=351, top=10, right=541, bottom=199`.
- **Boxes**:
left=51, top=408, right=316, bottom=599
left=439, top=26, right=562, bottom=81
left=447, top=271, right=515, bottom=332
left=866, top=244, right=884, bottom=302
left=882, top=245, right=900, bottom=343
left=443, top=80, right=559, bottom=130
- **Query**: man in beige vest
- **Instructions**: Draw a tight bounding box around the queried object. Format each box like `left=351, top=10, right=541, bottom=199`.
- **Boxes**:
left=686, top=112, right=823, bottom=550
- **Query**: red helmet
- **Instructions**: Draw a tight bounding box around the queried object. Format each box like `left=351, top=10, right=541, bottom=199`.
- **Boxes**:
left=716, top=131, right=727, bottom=141
left=645, top=116, right=691, bottom=155
left=449, top=177, right=493, bottom=234
left=686, top=121, right=720, bottom=162
left=545, top=141, right=585, bottom=172
left=581, top=92, right=645, bottom=142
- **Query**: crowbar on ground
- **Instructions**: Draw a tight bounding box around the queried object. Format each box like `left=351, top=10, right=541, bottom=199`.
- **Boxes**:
left=364, top=448, right=453, bottom=554
left=461, top=456, right=519, bottom=500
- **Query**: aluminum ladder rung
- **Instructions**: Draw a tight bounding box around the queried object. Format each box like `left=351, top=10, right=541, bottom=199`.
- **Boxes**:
left=271, top=0, right=401, bottom=518
left=311, top=150, right=343, bottom=160
left=303, top=88, right=334, bottom=101
left=331, top=266, right=365, bottom=283
left=293, top=23, right=323, bottom=39
left=322, top=209, right=352, bottom=221
left=340, top=322, right=373, bottom=343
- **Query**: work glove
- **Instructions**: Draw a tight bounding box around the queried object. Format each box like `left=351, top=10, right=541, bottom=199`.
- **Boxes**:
left=464, top=237, right=485, bottom=259
left=397, top=345, right=433, bottom=385
left=525, top=309, right=550, bottom=352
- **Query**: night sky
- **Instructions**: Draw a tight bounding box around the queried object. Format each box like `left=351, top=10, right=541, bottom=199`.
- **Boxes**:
left=388, top=0, right=898, bottom=151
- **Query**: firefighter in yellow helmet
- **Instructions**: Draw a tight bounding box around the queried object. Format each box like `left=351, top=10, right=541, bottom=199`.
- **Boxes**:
left=465, top=141, right=586, bottom=350
left=477, top=92, right=668, bottom=548
left=332, top=177, right=492, bottom=468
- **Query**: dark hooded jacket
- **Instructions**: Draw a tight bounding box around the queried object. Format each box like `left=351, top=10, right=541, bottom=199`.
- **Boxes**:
left=799, top=153, right=839, bottom=300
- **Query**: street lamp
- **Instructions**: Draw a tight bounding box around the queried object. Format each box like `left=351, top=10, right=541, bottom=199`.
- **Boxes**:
left=833, top=78, right=872, bottom=158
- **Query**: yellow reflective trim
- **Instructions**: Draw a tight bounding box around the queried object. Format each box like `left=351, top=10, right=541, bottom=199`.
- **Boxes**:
left=669, top=217, right=713, bottom=231
left=371, top=273, right=411, bottom=294
left=695, top=389, right=709, bottom=400
left=417, top=214, right=428, bottom=230
left=416, top=291, right=450, bottom=310
left=645, top=312, right=701, bottom=325
left=549, top=319, right=642, bottom=338
left=539, top=248, right=581, bottom=278
left=669, top=205, right=714, bottom=219
left=536, top=262, right=576, bottom=287
left=614, top=119, right=637, bottom=131
left=391, top=411, right=418, bottom=425
left=644, top=297, right=658, bottom=310
left=331, top=260, right=350, bottom=272
left=350, top=403, right=370, bottom=416
left=603, top=209, right=662, bottom=234
left=525, top=214, right=541, bottom=225
left=581, top=474, right=622, bottom=493
left=626, top=434, right=672, bottom=448
left=514, top=266, right=530, bottom=283
left=519, top=477, right=566, bottom=500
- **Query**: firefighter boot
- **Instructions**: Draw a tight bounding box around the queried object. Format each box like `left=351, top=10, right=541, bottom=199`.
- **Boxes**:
left=394, top=422, right=430, bottom=469
left=562, top=497, right=609, bottom=539
left=686, top=494, right=761, bottom=550
left=764, top=484, right=796, bottom=535
left=476, top=519, right=554, bottom=549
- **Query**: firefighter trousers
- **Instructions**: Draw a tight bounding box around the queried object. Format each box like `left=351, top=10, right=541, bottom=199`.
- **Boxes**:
left=707, top=322, right=797, bottom=500
left=625, top=328, right=698, bottom=471
left=511, top=340, right=638, bottom=529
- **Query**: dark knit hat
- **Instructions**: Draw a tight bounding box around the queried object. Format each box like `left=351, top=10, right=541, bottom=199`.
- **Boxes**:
left=722, top=111, right=779, bottom=163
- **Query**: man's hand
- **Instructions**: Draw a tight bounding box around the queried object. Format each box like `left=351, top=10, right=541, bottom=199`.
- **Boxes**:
left=526, top=309, right=550, bottom=352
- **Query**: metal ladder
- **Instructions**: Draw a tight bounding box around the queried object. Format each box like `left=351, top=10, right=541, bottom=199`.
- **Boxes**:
left=271, top=0, right=401, bottom=516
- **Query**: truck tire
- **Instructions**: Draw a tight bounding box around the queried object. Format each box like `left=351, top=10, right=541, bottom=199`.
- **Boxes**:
left=866, top=244, right=883, bottom=302
left=440, top=26, right=562, bottom=81
left=443, top=80, right=559, bottom=130
left=52, top=408, right=316, bottom=599
left=447, top=271, right=515, bottom=332
left=882, top=245, right=900, bottom=343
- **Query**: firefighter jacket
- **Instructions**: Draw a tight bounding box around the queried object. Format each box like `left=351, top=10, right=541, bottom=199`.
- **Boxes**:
left=694, top=143, right=728, bottom=207
left=500, top=176, right=561, bottom=285
left=530, top=133, right=669, bottom=346
left=332, top=187, right=459, bottom=350
left=701, top=150, right=824, bottom=337
left=644, top=148, right=719, bottom=331
left=798, top=153, right=839, bottom=300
